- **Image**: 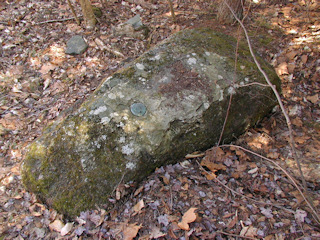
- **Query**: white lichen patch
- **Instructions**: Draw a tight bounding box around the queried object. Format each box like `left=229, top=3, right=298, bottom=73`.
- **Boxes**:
left=122, top=144, right=134, bottom=155
left=119, top=136, right=126, bottom=143
left=90, top=105, right=107, bottom=115
left=219, top=90, right=224, bottom=101
left=228, top=86, right=236, bottom=94
left=117, top=122, right=124, bottom=128
left=101, top=116, right=110, bottom=124
left=139, top=77, right=146, bottom=83
left=187, top=57, right=197, bottom=65
left=150, top=54, right=161, bottom=61
left=110, top=112, right=119, bottom=118
left=108, top=93, right=116, bottom=99
left=203, top=102, right=210, bottom=109
left=126, top=162, right=136, bottom=170
left=136, top=63, right=145, bottom=70
left=80, top=158, right=87, bottom=168
left=185, top=94, right=196, bottom=101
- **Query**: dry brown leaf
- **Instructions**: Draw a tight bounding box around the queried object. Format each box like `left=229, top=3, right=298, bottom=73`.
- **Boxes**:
left=49, top=219, right=64, bottom=232
left=301, top=55, right=308, bottom=64
left=267, top=152, right=280, bottom=159
left=134, top=185, right=144, bottom=196
left=201, top=159, right=226, bottom=173
left=306, top=94, right=318, bottom=104
left=162, top=175, right=170, bottom=185
left=286, top=51, right=298, bottom=60
left=202, top=170, right=216, bottom=180
left=39, top=63, right=56, bottom=74
left=123, top=223, right=142, bottom=240
left=133, top=199, right=144, bottom=214
left=276, top=62, right=289, bottom=75
left=178, top=207, right=197, bottom=231
left=61, top=222, right=73, bottom=236
left=149, top=226, right=166, bottom=239
left=240, top=225, right=257, bottom=237
left=292, top=117, right=303, bottom=127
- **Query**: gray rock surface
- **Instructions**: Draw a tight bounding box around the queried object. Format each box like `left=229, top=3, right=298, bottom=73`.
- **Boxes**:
left=65, top=35, right=88, bottom=55
left=22, top=28, right=281, bottom=217
left=113, top=15, right=149, bottom=39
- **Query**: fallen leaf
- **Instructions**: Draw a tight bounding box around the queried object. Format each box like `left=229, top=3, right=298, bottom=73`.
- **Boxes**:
left=248, top=167, right=258, bottom=174
left=202, top=170, right=216, bottom=180
left=306, top=94, right=318, bottom=104
left=276, top=62, right=289, bottom=75
left=123, top=223, right=142, bottom=240
left=301, top=55, right=308, bottom=64
left=295, top=209, right=307, bottom=223
left=286, top=51, right=298, bottom=60
left=178, top=207, right=197, bottom=230
left=133, top=199, right=144, bottom=215
left=240, top=225, right=257, bottom=237
left=134, top=185, right=144, bottom=196
left=260, top=207, right=273, bottom=218
left=61, top=222, right=73, bottom=236
left=149, top=226, right=166, bottom=238
left=201, top=157, right=226, bottom=176
left=49, top=219, right=64, bottom=232
left=39, top=63, right=56, bottom=74
left=267, top=152, right=280, bottom=159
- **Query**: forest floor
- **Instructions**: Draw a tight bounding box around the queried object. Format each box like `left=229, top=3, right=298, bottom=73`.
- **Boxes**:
left=0, top=0, right=320, bottom=239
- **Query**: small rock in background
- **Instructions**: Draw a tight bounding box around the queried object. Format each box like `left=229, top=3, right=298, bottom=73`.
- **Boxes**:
left=65, top=35, right=88, bottom=55
left=113, top=14, right=149, bottom=39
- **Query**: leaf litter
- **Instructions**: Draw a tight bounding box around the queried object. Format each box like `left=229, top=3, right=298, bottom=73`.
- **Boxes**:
left=0, top=0, right=320, bottom=239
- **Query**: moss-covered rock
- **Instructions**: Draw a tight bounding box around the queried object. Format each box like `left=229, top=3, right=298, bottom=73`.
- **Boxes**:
left=21, top=28, right=281, bottom=217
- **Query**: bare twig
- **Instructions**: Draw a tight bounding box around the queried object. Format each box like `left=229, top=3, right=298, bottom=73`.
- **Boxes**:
left=35, top=16, right=82, bottom=25
left=217, top=25, right=242, bottom=146
left=94, top=38, right=125, bottom=58
left=168, top=0, right=176, bottom=23
left=237, top=82, right=270, bottom=88
left=224, top=1, right=319, bottom=224
left=67, top=0, right=81, bottom=25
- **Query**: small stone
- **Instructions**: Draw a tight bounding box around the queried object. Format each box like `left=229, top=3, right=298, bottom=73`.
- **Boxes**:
left=130, top=102, right=147, bottom=116
left=126, top=14, right=143, bottom=30
left=65, top=35, right=88, bottom=55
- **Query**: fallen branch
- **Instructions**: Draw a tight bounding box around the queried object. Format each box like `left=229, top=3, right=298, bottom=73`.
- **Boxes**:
left=67, top=0, right=80, bottom=25
left=224, top=1, right=320, bottom=224
left=94, top=37, right=125, bottom=58
left=35, top=16, right=82, bottom=25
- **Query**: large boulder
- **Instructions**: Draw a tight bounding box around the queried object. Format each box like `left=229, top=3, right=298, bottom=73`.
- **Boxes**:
left=22, top=28, right=280, bottom=217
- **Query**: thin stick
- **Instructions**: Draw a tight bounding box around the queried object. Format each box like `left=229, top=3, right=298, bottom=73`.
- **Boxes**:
left=224, top=1, right=319, bottom=224
left=67, top=0, right=81, bottom=25
left=168, top=0, right=176, bottom=23
left=94, top=38, right=125, bottom=58
left=217, top=23, right=243, bottom=146
left=237, top=82, right=270, bottom=88
left=35, top=16, right=82, bottom=25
